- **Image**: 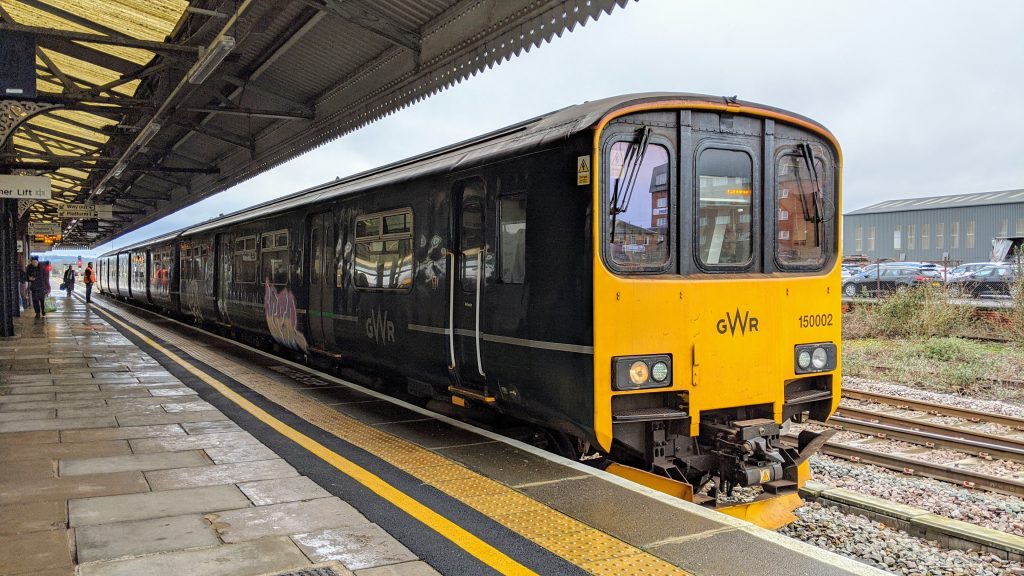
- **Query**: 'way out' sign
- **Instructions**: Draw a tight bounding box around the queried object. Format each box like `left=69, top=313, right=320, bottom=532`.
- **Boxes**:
left=0, top=175, right=51, bottom=200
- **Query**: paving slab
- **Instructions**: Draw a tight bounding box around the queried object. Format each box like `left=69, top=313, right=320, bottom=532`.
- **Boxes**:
left=0, top=529, right=74, bottom=574
left=0, top=439, right=131, bottom=462
left=204, top=442, right=280, bottom=464
left=1, top=384, right=100, bottom=394
left=161, top=400, right=218, bottom=413
left=0, top=471, right=149, bottom=505
left=354, top=562, right=442, bottom=576
left=0, top=500, right=67, bottom=535
left=69, top=484, right=251, bottom=526
left=61, top=424, right=186, bottom=443
left=0, top=399, right=107, bottom=412
left=77, top=535, right=311, bottom=576
left=181, top=420, right=243, bottom=435
left=115, top=410, right=228, bottom=427
left=237, top=477, right=332, bottom=506
left=57, top=405, right=167, bottom=419
left=0, top=415, right=116, bottom=433
left=60, top=450, right=210, bottom=476
left=0, top=409, right=56, bottom=422
left=292, top=524, right=418, bottom=570
left=212, top=498, right=367, bottom=544
left=148, top=388, right=198, bottom=397
left=0, top=430, right=59, bottom=445
left=129, top=431, right=259, bottom=454
left=75, top=514, right=221, bottom=563
left=0, top=392, right=55, bottom=403
left=146, top=459, right=298, bottom=491
left=58, top=389, right=154, bottom=400
left=0, top=458, right=55, bottom=482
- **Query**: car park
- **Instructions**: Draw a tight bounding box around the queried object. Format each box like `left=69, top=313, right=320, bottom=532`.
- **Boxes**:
left=842, top=265, right=943, bottom=297
left=945, top=265, right=1019, bottom=298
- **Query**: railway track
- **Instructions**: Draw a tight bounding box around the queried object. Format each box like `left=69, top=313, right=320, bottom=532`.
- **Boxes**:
left=789, top=388, right=1024, bottom=497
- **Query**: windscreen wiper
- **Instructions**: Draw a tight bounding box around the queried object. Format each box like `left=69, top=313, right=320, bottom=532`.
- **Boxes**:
left=799, top=142, right=824, bottom=245
left=609, top=127, right=652, bottom=242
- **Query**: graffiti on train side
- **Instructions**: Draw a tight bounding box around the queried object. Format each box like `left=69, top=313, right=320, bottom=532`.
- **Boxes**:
left=264, top=280, right=309, bottom=353
left=182, top=279, right=204, bottom=322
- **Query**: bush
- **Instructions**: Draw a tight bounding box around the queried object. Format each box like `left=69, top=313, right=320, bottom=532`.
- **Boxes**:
left=845, top=285, right=974, bottom=340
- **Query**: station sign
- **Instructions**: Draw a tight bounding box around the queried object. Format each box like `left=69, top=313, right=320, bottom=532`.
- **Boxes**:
left=33, top=233, right=61, bottom=244
left=28, top=222, right=61, bottom=236
left=57, top=203, right=114, bottom=220
left=29, top=242, right=50, bottom=252
left=0, top=175, right=51, bottom=200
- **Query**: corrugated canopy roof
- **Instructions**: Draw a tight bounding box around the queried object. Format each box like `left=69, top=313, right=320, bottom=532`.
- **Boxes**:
left=846, top=188, right=1024, bottom=216
left=2, top=0, right=635, bottom=248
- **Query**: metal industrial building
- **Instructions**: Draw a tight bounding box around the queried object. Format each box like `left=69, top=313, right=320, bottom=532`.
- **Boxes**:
left=843, top=189, right=1024, bottom=263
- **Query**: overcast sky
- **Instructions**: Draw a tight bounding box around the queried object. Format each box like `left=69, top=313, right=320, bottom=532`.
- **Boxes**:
left=54, top=0, right=1024, bottom=257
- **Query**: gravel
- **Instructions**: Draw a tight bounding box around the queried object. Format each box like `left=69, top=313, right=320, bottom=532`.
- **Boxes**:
left=845, top=377, right=1024, bottom=420
left=809, top=455, right=1024, bottom=536
left=781, top=501, right=1024, bottom=575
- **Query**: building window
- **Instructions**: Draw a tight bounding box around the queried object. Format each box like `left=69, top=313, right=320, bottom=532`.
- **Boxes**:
left=951, top=221, right=959, bottom=249
left=907, top=224, right=915, bottom=251
left=1000, top=219, right=1009, bottom=237
left=499, top=195, right=526, bottom=284
left=893, top=225, right=901, bottom=250
left=936, top=222, right=944, bottom=249
left=966, top=220, right=975, bottom=249
left=921, top=223, right=929, bottom=250
left=354, top=209, right=414, bottom=291
left=855, top=227, right=863, bottom=252
left=867, top=227, right=875, bottom=252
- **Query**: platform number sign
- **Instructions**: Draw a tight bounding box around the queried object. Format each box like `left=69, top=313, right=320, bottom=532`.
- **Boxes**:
left=577, top=155, right=591, bottom=186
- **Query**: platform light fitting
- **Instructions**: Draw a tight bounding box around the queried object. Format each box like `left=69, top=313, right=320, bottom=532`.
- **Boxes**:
left=111, top=162, right=126, bottom=178
left=188, top=36, right=236, bottom=84
left=136, top=122, right=162, bottom=149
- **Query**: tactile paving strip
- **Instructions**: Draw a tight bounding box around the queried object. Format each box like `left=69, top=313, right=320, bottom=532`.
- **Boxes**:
left=101, top=302, right=691, bottom=575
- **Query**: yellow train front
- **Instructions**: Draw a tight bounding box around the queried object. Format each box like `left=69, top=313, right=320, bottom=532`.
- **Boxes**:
left=589, top=97, right=842, bottom=528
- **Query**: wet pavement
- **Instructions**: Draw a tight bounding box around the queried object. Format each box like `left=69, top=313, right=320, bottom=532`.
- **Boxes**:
left=0, top=293, right=429, bottom=576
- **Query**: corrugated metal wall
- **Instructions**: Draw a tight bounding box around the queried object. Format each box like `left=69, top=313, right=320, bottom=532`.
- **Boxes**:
left=843, top=204, right=1024, bottom=263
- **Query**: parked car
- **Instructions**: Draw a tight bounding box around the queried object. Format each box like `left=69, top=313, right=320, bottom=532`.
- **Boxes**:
left=841, top=264, right=861, bottom=278
left=947, top=262, right=1003, bottom=281
left=946, top=265, right=1020, bottom=298
left=842, top=266, right=943, bottom=297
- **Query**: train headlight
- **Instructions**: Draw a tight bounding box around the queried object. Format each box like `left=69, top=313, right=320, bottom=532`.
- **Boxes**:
left=613, top=355, right=672, bottom=390
left=811, top=347, right=828, bottom=370
left=794, top=343, right=837, bottom=374
left=628, top=361, right=649, bottom=385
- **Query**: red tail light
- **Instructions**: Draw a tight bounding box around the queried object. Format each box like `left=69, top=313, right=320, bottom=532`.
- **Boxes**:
left=915, top=276, right=926, bottom=281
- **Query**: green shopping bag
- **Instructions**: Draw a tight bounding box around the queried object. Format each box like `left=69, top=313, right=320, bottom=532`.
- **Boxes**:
left=44, top=296, right=57, bottom=313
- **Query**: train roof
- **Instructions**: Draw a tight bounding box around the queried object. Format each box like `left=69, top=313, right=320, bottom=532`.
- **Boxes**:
left=100, top=92, right=830, bottom=256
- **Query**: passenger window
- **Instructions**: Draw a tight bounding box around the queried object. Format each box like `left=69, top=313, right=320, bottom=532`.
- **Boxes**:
left=461, top=196, right=483, bottom=292
left=233, top=236, right=257, bottom=284
left=260, top=230, right=289, bottom=286
left=606, top=141, right=670, bottom=270
left=697, top=149, right=753, bottom=267
left=499, top=195, right=526, bottom=284
left=354, top=209, right=414, bottom=291
left=776, top=151, right=827, bottom=268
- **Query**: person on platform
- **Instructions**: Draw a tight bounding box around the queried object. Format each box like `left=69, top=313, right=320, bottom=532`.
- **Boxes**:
left=83, top=262, right=95, bottom=303
left=25, top=256, right=50, bottom=318
left=63, top=265, right=76, bottom=298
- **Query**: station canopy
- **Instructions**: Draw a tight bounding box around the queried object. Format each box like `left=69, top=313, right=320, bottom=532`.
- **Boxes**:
left=2, top=0, right=632, bottom=247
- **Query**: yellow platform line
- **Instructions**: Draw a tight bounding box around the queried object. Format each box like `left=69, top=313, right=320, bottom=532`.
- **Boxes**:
left=91, top=299, right=691, bottom=575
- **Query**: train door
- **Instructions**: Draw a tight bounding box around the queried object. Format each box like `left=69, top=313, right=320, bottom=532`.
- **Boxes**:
left=449, top=178, right=491, bottom=396
left=307, top=211, right=336, bottom=350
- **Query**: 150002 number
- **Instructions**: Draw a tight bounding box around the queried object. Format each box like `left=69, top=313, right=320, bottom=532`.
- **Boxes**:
left=799, top=313, right=833, bottom=328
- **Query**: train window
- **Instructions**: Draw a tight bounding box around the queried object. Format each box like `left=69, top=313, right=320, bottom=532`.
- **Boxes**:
left=606, top=141, right=670, bottom=270
left=776, top=152, right=827, bottom=268
left=697, top=149, right=753, bottom=267
left=260, top=230, right=290, bottom=286
left=354, top=209, right=414, bottom=291
left=233, top=236, right=257, bottom=283
left=499, top=195, right=526, bottom=283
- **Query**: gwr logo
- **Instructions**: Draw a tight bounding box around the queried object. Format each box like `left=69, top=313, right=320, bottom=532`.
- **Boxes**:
left=366, top=308, right=395, bottom=345
left=716, top=308, right=759, bottom=336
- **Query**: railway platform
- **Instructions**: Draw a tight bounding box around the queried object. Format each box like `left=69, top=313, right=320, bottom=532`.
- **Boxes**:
left=0, top=293, right=882, bottom=576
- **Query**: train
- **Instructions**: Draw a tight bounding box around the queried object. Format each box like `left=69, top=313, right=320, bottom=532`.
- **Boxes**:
left=98, top=93, right=842, bottom=528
